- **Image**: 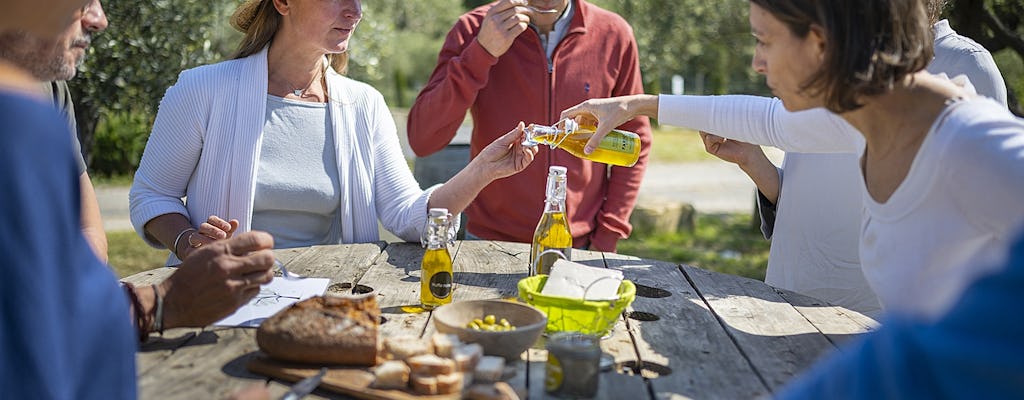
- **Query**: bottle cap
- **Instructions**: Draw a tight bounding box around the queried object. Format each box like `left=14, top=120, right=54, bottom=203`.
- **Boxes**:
left=548, top=166, right=567, bottom=175
left=428, top=208, right=449, bottom=218
left=562, top=118, right=579, bottom=133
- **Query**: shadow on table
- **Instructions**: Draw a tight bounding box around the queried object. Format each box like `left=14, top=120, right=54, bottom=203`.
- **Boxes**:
left=139, top=329, right=220, bottom=353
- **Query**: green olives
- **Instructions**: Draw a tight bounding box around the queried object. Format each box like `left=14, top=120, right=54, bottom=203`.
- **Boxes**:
left=466, top=314, right=516, bottom=331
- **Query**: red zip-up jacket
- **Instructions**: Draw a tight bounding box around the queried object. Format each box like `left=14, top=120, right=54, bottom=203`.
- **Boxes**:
left=407, top=0, right=651, bottom=251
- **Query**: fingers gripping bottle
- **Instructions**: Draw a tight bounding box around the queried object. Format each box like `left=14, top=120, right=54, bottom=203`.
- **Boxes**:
left=530, top=166, right=573, bottom=276
left=420, top=208, right=455, bottom=309
left=524, top=118, right=641, bottom=167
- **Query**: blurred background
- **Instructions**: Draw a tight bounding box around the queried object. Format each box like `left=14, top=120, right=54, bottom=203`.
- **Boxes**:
left=72, top=0, right=1024, bottom=177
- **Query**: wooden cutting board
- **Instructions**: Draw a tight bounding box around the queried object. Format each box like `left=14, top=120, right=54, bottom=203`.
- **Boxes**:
left=247, top=355, right=459, bottom=400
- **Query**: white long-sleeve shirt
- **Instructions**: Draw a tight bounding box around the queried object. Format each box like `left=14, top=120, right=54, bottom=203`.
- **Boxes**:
left=660, top=94, right=1024, bottom=318
left=130, top=47, right=436, bottom=264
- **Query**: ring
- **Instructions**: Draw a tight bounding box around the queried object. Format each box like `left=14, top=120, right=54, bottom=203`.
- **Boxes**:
left=186, top=231, right=204, bottom=248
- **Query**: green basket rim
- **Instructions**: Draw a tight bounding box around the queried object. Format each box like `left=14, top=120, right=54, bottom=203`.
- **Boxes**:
left=517, top=275, right=636, bottom=308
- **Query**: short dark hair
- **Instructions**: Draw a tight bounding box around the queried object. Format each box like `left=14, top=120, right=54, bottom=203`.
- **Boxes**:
left=750, top=0, right=933, bottom=113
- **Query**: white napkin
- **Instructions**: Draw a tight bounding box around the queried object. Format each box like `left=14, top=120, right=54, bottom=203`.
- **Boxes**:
left=540, top=259, right=623, bottom=301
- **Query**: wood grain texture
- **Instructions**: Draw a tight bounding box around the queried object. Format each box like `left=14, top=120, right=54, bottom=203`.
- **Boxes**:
left=604, top=254, right=768, bottom=400
left=772, top=287, right=877, bottom=349
left=128, top=241, right=873, bottom=399
left=136, top=327, right=266, bottom=399
left=681, top=264, right=836, bottom=392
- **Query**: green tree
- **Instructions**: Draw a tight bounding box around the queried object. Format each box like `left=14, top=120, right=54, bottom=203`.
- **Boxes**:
left=948, top=0, right=1024, bottom=115
left=348, top=0, right=464, bottom=107
left=70, top=0, right=230, bottom=176
left=592, top=0, right=762, bottom=96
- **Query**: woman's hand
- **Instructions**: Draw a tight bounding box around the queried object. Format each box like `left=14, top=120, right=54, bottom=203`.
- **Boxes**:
left=560, top=94, right=658, bottom=155
left=474, top=122, right=538, bottom=180
left=199, top=215, right=239, bottom=240
left=179, top=215, right=239, bottom=260
left=700, top=131, right=763, bottom=167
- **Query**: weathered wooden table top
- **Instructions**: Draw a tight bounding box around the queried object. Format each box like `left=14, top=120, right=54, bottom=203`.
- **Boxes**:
left=123, top=240, right=876, bottom=399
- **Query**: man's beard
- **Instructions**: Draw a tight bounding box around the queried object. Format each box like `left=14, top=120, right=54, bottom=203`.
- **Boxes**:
left=0, top=30, right=87, bottom=81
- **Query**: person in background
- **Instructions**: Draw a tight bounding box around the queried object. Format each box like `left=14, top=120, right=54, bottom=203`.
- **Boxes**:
left=130, top=0, right=537, bottom=264
left=562, top=0, right=1024, bottom=320
left=0, top=0, right=109, bottom=262
left=777, top=227, right=1024, bottom=399
left=407, top=0, right=651, bottom=252
left=687, top=0, right=1009, bottom=318
left=1, top=1, right=276, bottom=397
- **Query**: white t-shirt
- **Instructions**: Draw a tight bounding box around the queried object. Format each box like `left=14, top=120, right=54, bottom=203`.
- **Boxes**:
left=755, top=24, right=1010, bottom=317
left=660, top=94, right=1024, bottom=318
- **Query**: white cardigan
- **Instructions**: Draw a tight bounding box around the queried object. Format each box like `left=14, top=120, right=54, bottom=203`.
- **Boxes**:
left=130, top=47, right=435, bottom=263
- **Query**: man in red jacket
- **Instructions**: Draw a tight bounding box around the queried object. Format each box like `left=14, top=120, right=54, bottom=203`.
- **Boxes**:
left=408, top=0, right=650, bottom=251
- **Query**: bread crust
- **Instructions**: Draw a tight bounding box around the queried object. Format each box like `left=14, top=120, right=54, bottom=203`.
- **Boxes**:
left=256, top=294, right=380, bottom=366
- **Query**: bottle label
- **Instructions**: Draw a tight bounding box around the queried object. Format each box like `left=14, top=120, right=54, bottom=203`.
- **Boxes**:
left=598, top=131, right=636, bottom=153
left=429, top=271, right=453, bottom=299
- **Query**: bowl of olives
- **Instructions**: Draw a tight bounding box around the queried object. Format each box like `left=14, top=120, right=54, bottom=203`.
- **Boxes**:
left=432, top=299, right=547, bottom=360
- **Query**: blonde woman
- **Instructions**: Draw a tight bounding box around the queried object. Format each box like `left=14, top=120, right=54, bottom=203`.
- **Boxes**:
left=131, top=0, right=537, bottom=263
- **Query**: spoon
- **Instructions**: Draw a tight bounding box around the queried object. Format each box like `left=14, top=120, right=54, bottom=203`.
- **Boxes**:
left=274, top=259, right=302, bottom=280
left=525, top=5, right=560, bottom=14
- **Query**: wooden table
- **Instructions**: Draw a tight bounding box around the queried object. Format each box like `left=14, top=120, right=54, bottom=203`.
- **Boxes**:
left=123, top=240, right=876, bottom=399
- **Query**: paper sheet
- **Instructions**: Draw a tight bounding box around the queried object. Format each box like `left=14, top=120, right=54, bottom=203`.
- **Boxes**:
left=541, top=259, right=623, bottom=301
left=214, top=277, right=330, bottom=328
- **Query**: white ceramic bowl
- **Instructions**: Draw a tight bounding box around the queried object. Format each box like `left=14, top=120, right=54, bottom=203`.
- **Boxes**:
left=432, top=299, right=547, bottom=360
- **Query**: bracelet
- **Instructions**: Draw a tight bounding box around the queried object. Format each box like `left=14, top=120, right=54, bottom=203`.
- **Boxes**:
left=152, top=284, right=164, bottom=335
left=172, top=228, right=196, bottom=260
left=121, top=282, right=150, bottom=343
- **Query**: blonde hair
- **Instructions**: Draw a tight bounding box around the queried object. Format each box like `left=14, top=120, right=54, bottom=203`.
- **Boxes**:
left=229, top=0, right=348, bottom=74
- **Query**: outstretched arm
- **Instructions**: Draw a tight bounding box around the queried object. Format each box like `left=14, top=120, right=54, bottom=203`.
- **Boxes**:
left=427, top=123, right=537, bottom=215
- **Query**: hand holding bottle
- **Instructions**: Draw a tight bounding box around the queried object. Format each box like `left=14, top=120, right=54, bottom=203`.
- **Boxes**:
left=560, top=94, right=660, bottom=155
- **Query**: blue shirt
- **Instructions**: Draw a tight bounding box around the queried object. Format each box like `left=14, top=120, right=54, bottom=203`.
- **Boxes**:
left=0, top=92, right=136, bottom=399
left=778, top=229, right=1024, bottom=399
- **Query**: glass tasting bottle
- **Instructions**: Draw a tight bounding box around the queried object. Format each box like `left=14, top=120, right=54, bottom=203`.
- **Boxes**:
left=530, top=166, right=573, bottom=276
left=523, top=118, right=641, bottom=167
left=420, top=208, right=454, bottom=309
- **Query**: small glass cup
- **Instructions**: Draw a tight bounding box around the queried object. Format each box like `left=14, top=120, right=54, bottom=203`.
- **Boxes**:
left=544, top=332, right=601, bottom=398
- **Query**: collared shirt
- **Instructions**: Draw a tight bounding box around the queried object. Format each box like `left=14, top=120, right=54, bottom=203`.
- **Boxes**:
left=533, top=1, right=574, bottom=62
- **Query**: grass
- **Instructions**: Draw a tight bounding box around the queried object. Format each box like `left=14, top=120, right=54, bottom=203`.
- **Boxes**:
left=618, top=213, right=770, bottom=281
left=648, top=125, right=718, bottom=163
left=107, top=230, right=168, bottom=278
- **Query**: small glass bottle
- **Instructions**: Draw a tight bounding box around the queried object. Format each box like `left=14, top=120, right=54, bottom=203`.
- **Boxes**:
left=420, top=208, right=454, bottom=309
left=530, top=166, right=572, bottom=276
left=524, top=118, right=641, bottom=167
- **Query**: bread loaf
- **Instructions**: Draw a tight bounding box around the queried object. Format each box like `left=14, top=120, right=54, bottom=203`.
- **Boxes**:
left=256, top=294, right=379, bottom=366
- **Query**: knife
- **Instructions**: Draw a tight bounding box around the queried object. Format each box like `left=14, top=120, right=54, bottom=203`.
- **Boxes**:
left=280, top=367, right=327, bottom=400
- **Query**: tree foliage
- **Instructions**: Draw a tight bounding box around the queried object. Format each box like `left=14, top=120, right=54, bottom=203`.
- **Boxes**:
left=68, top=0, right=1024, bottom=176
left=949, top=0, right=1024, bottom=114
left=71, top=0, right=230, bottom=175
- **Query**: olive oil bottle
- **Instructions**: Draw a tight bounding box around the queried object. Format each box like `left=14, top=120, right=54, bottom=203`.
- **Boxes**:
left=420, top=208, right=454, bottom=309
left=524, top=118, right=641, bottom=167
left=530, top=166, right=572, bottom=275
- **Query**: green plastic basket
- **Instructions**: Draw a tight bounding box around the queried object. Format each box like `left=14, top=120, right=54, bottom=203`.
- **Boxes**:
left=517, top=275, right=636, bottom=336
